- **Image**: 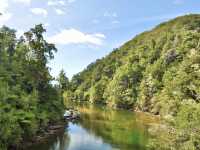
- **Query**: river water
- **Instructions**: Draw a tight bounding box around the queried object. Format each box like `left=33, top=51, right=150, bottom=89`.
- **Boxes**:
left=29, top=105, right=159, bottom=150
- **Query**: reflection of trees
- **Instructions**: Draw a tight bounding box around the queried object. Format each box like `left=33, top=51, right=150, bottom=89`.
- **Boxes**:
left=45, top=124, right=71, bottom=150
left=44, top=126, right=71, bottom=150
left=46, top=126, right=71, bottom=150
left=29, top=124, right=71, bottom=150
left=78, top=106, right=149, bottom=150
left=59, top=132, right=70, bottom=150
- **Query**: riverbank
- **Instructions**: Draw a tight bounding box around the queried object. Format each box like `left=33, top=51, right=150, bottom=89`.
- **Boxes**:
left=28, top=105, right=159, bottom=150
left=10, top=121, right=66, bottom=150
left=70, top=102, right=200, bottom=150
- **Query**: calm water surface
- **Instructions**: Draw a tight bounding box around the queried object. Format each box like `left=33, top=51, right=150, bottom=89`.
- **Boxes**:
left=30, top=105, right=159, bottom=150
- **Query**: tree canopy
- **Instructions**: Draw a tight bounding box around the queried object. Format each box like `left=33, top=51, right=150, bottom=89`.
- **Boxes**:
left=64, top=14, right=200, bottom=149
left=0, top=24, right=64, bottom=149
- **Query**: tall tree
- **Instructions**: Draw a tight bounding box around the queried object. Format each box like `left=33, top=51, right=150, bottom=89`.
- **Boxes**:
left=23, top=24, right=57, bottom=101
left=57, top=69, right=70, bottom=91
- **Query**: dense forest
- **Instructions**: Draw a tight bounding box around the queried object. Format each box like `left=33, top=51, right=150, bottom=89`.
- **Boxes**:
left=0, top=25, right=64, bottom=149
left=64, top=14, right=200, bottom=149
left=1, top=14, right=200, bottom=150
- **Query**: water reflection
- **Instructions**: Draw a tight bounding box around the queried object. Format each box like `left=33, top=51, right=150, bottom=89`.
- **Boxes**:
left=77, top=105, right=149, bottom=150
left=51, top=130, right=70, bottom=150
left=66, top=122, right=113, bottom=150
left=30, top=105, right=159, bottom=150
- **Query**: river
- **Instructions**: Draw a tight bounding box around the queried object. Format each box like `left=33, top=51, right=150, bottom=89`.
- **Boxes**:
left=29, top=105, right=159, bottom=150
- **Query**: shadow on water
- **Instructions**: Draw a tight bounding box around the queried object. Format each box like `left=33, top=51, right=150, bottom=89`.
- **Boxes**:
left=29, top=104, right=159, bottom=150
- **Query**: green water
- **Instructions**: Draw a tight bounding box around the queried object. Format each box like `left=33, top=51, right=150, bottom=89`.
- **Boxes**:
left=30, top=105, right=159, bottom=150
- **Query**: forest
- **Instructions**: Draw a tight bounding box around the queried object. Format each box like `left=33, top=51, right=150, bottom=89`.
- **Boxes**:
left=0, top=24, right=64, bottom=149
left=64, top=14, right=200, bottom=149
left=1, top=14, right=200, bottom=150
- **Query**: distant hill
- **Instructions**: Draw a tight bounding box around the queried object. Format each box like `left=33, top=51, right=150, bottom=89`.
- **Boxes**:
left=67, top=14, right=200, bottom=112
left=65, top=14, right=200, bottom=149
left=64, top=14, right=200, bottom=149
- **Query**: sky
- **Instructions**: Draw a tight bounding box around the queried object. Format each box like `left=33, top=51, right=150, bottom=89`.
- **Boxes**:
left=0, top=0, right=199, bottom=79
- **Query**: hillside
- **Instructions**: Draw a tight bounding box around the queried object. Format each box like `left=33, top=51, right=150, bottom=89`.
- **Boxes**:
left=65, top=14, right=200, bottom=149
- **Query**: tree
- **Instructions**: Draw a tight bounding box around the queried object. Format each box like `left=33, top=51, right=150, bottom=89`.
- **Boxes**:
left=23, top=24, right=57, bottom=102
left=0, top=25, right=64, bottom=149
left=57, top=69, right=70, bottom=91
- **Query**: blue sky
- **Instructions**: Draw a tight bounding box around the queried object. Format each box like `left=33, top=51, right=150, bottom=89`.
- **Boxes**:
left=0, top=0, right=200, bottom=78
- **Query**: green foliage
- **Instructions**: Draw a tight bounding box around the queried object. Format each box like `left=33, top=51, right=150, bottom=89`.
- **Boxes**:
left=57, top=69, right=70, bottom=92
left=104, top=64, right=142, bottom=109
left=66, top=14, right=200, bottom=148
left=89, top=77, right=108, bottom=104
left=0, top=24, right=64, bottom=149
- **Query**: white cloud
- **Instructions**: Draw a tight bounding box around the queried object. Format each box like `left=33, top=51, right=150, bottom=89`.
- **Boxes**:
left=0, top=0, right=12, bottom=26
left=0, top=13, right=12, bottom=26
left=30, top=8, right=48, bottom=17
left=55, top=8, right=65, bottom=15
left=0, top=0, right=9, bottom=13
left=48, top=0, right=65, bottom=6
left=47, top=28, right=106, bottom=46
left=104, top=12, right=117, bottom=18
left=59, top=1, right=65, bottom=5
left=47, top=1, right=55, bottom=6
left=13, top=0, right=31, bottom=5
left=94, top=33, right=106, bottom=38
left=44, top=23, right=50, bottom=27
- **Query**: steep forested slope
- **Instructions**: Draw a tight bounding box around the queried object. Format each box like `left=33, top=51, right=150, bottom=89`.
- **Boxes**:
left=65, top=14, right=200, bottom=149
left=0, top=25, right=64, bottom=149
